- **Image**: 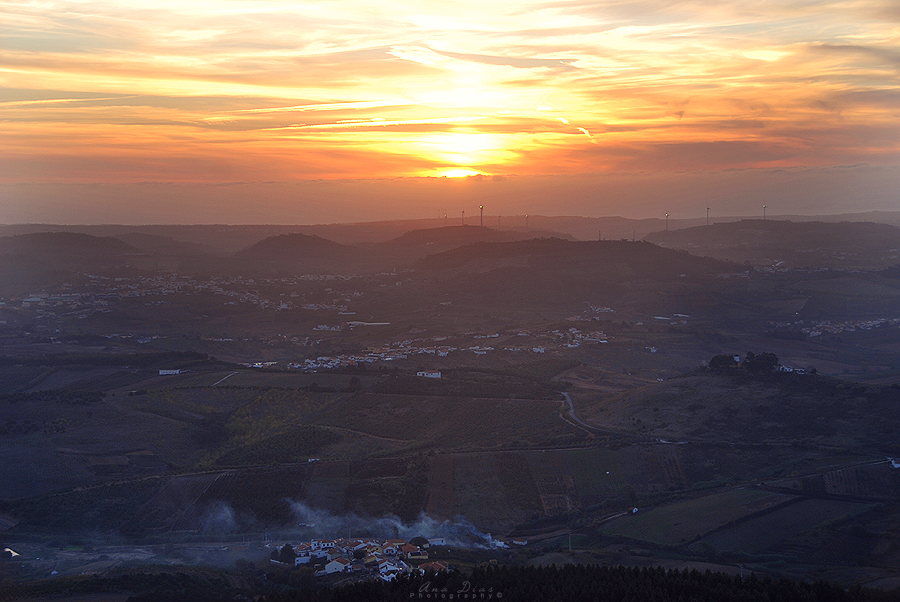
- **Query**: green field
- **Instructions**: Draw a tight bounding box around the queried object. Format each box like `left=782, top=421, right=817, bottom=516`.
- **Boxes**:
left=566, top=448, right=624, bottom=500
left=308, top=393, right=585, bottom=450
left=694, top=498, right=874, bottom=554
left=152, top=369, right=367, bottom=390
left=599, top=488, right=796, bottom=546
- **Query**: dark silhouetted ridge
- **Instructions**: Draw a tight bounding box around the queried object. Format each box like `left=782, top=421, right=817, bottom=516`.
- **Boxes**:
left=236, top=232, right=361, bottom=261
left=0, top=232, right=140, bottom=266
left=646, top=219, right=900, bottom=268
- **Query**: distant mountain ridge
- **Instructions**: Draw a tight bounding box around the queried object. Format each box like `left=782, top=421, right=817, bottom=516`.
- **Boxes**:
left=232, top=232, right=371, bottom=273
left=371, top=225, right=575, bottom=263
left=112, top=232, right=219, bottom=257
left=418, top=238, right=734, bottom=277
left=646, top=219, right=900, bottom=268
left=4, top=211, right=900, bottom=251
left=404, top=238, right=740, bottom=316
left=0, top=232, right=139, bottom=265
left=235, top=232, right=360, bottom=260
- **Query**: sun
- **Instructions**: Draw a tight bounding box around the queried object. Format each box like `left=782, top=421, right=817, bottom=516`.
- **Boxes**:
left=424, top=132, right=499, bottom=164
left=412, top=131, right=515, bottom=177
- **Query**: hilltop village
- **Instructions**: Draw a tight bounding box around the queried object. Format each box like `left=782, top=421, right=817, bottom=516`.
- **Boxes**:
left=267, top=535, right=516, bottom=582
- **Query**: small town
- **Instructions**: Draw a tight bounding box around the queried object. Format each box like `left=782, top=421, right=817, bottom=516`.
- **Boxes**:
left=267, top=535, right=471, bottom=582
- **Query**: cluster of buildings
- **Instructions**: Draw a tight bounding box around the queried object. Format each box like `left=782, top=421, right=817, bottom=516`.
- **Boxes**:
left=9, top=272, right=368, bottom=317
left=282, top=327, right=613, bottom=373
left=798, top=317, right=900, bottom=337
left=273, top=536, right=450, bottom=581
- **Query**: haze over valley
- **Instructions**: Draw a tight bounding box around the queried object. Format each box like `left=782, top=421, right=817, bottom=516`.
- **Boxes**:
left=2, top=214, right=900, bottom=598
left=3, top=0, right=900, bottom=598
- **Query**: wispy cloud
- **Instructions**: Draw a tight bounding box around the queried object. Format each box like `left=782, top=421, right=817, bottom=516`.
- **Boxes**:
left=267, top=115, right=488, bottom=130
left=1, top=0, right=897, bottom=186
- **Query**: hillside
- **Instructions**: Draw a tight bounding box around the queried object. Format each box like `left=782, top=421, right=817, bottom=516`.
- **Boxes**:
left=418, top=238, right=733, bottom=276
left=0, top=255, right=64, bottom=295
left=233, top=232, right=373, bottom=273
left=0, top=232, right=140, bottom=267
left=112, top=232, right=219, bottom=257
left=646, top=219, right=900, bottom=268
left=375, top=225, right=573, bottom=258
left=403, top=239, right=740, bottom=316
left=575, top=368, right=900, bottom=452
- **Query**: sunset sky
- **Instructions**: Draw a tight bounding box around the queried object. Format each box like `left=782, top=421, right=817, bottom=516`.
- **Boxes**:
left=1, top=0, right=898, bottom=224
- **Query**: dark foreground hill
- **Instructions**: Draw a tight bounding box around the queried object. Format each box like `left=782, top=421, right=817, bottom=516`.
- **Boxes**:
left=646, top=219, right=900, bottom=268
left=5, top=563, right=899, bottom=602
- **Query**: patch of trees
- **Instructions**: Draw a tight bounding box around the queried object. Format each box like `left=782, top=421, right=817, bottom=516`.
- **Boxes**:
left=266, top=564, right=900, bottom=602
left=743, top=351, right=779, bottom=372
left=271, top=543, right=296, bottom=564
left=5, top=561, right=900, bottom=601
left=266, top=564, right=316, bottom=589
left=708, top=351, right=780, bottom=373
left=0, top=570, right=252, bottom=602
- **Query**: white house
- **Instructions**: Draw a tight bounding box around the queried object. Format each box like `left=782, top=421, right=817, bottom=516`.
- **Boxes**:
left=294, top=544, right=314, bottom=565
left=324, top=557, right=352, bottom=574
left=416, top=370, right=442, bottom=379
left=382, top=544, right=399, bottom=556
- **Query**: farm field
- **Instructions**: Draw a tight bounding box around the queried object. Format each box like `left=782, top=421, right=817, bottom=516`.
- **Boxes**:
left=566, top=448, right=624, bottom=501
left=694, top=498, right=875, bottom=554
left=0, top=395, right=200, bottom=498
left=598, top=488, right=797, bottom=547
left=425, top=452, right=539, bottom=531
left=150, top=370, right=370, bottom=391
left=308, top=393, right=585, bottom=451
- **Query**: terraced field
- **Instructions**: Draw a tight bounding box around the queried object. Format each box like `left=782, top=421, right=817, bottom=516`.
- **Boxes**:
left=598, top=488, right=797, bottom=546
left=695, top=498, right=874, bottom=554
left=308, top=393, right=584, bottom=451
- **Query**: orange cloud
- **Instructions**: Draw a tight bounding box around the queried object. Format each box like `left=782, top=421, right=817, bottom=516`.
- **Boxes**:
left=0, top=0, right=897, bottom=198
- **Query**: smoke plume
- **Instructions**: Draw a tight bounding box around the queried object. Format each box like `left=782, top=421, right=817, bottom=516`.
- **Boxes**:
left=288, top=501, right=504, bottom=548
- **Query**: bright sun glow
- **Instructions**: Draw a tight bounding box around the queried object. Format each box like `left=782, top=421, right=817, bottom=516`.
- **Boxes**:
left=423, top=132, right=500, bottom=161
left=1, top=0, right=896, bottom=189
left=409, top=132, right=516, bottom=176
left=441, top=169, right=481, bottom=177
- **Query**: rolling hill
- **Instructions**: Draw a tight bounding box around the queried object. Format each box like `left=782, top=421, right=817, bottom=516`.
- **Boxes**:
left=375, top=225, right=574, bottom=258
left=402, top=238, right=740, bottom=316
left=233, top=232, right=371, bottom=273
left=0, top=232, right=142, bottom=270
left=646, top=219, right=900, bottom=268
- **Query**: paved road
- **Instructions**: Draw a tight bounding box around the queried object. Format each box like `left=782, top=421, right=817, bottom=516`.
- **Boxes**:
left=560, top=392, right=600, bottom=432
